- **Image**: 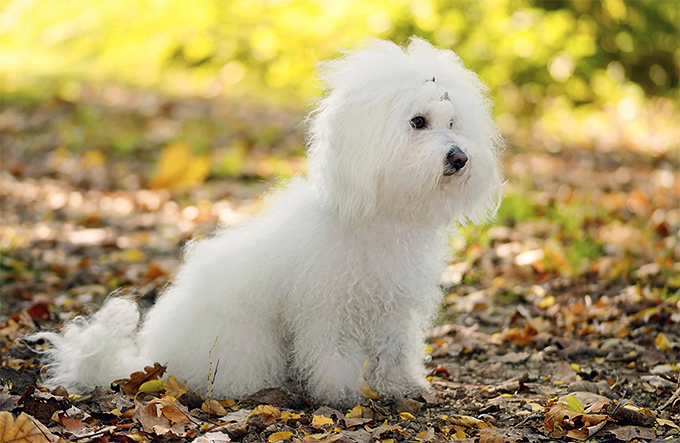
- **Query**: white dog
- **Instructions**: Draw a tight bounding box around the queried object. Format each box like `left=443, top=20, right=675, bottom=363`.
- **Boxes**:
left=36, top=37, right=502, bottom=406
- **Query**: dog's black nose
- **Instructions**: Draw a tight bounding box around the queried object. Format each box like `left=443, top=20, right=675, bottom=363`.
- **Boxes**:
left=445, top=148, right=468, bottom=175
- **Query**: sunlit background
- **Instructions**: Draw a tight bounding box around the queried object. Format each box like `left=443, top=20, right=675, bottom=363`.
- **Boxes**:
left=2, top=0, right=678, bottom=155
left=1, top=0, right=679, bottom=298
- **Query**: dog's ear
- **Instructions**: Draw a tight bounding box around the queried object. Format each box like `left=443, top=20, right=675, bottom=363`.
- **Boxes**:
left=307, top=99, right=384, bottom=225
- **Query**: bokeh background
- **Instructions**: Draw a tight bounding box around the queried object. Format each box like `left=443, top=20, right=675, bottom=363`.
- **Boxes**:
left=2, top=0, right=677, bottom=155
left=1, top=0, right=679, bottom=304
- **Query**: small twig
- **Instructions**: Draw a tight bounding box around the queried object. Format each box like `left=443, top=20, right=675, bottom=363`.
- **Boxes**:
left=207, top=335, right=219, bottom=401
left=659, top=372, right=680, bottom=411
left=516, top=413, right=544, bottom=427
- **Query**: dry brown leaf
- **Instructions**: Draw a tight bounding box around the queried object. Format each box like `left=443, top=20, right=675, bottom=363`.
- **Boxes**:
left=0, top=411, right=58, bottom=443
left=156, top=397, right=191, bottom=424
left=447, top=414, right=489, bottom=429
left=142, top=262, right=167, bottom=280
left=608, top=425, right=656, bottom=440
left=132, top=397, right=194, bottom=438
left=164, top=375, right=190, bottom=398
left=339, top=417, right=373, bottom=428
left=479, top=427, right=523, bottom=443
left=114, top=363, right=167, bottom=396
left=202, top=399, right=227, bottom=416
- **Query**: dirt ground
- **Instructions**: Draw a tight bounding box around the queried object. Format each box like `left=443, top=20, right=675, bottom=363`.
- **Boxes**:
left=1, top=97, right=678, bottom=442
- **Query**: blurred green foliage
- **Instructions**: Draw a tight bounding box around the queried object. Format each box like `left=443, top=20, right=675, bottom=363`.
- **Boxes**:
left=0, top=0, right=678, bottom=156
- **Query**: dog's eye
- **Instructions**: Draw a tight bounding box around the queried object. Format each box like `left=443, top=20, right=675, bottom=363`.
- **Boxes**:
left=448, top=120, right=454, bottom=129
left=411, top=116, right=427, bottom=129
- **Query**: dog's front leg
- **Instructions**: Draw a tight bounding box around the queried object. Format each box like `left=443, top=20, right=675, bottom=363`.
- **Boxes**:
left=294, top=328, right=364, bottom=406
left=364, top=330, right=429, bottom=399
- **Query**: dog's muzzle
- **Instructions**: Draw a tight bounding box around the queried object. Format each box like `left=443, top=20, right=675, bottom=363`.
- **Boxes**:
left=444, top=147, right=468, bottom=176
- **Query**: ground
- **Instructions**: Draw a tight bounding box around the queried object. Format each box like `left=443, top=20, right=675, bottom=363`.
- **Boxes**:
left=1, top=94, right=678, bottom=442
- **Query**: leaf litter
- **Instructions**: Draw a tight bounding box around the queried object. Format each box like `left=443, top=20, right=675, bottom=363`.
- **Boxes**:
left=1, top=93, right=679, bottom=442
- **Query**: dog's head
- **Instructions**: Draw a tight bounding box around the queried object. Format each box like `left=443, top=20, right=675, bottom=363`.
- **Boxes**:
left=308, top=38, right=503, bottom=227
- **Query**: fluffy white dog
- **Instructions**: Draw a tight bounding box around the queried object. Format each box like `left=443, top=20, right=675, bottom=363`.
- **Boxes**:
left=36, top=37, right=502, bottom=406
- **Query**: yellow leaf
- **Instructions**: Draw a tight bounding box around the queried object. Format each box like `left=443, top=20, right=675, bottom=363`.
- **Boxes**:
left=121, top=249, right=147, bottom=263
left=398, top=412, right=414, bottom=420
left=281, top=411, right=301, bottom=422
left=451, top=429, right=466, bottom=439
left=360, top=384, right=380, bottom=400
left=150, top=142, right=192, bottom=188
left=538, top=295, right=555, bottom=309
left=448, top=414, right=485, bottom=428
left=83, top=150, right=107, bottom=167
left=248, top=405, right=281, bottom=424
left=268, top=431, right=293, bottom=442
left=657, top=418, right=680, bottom=429
left=346, top=405, right=364, bottom=418
left=138, top=379, right=165, bottom=393
left=655, top=332, right=672, bottom=351
left=570, top=363, right=581, bottom=372
left=149, top=142, right=211, bottom=189
left=311, top=414, right=334, bottom=429
left=183, top=156, right=211, bottom=185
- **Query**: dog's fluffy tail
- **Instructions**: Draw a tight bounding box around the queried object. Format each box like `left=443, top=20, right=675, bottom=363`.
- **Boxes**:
left=31, top=297, right=147, bottom=392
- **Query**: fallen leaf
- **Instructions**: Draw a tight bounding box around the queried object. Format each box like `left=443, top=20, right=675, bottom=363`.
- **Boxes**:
left=268, top=431, right=293, bottom=442
left=360, top=384, right=380, bottom=400
left=114, top=363, right=167, bottom=396
left=156, top=397, right=192, bottom=424
left=138, top=379, right=165, bottom=393
left=248, top=405, right=281, bottom=424
left=565, top=395, right=585, bottom=413
left=447, top=414, right=489, bottom=428
left=607, top=425, right=655, bottom=440
left=431, top=365, right=450, bottom=377
left=132, top=397, right=194, bottom=437
left=194, top=431, right=232, bottom=443
left=346, top=405, right=364, bottom=418
left=202, top=399, right=227, bottom=416
left=655, top=332, right=672, bottom=351
left=149, top=142, right=211, bottom=189
left=311, top=414, right=334, bottom=429
left=657, top=418, right=680, bottom=429
left=143, top=263, right=167, bottom=280
left=164, top=375, right=190, bottom=398
left=0, top=411, right=58, bottom=442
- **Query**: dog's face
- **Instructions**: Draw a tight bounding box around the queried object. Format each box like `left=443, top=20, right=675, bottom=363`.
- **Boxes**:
left=308, top=38, right=503, bottom=227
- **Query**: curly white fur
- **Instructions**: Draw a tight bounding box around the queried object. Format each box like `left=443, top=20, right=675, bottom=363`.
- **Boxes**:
left=34, top=37, right=502, bottom=406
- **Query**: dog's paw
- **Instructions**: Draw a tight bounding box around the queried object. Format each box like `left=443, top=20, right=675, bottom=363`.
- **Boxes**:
left=366, top=376, right=429, bottom=401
